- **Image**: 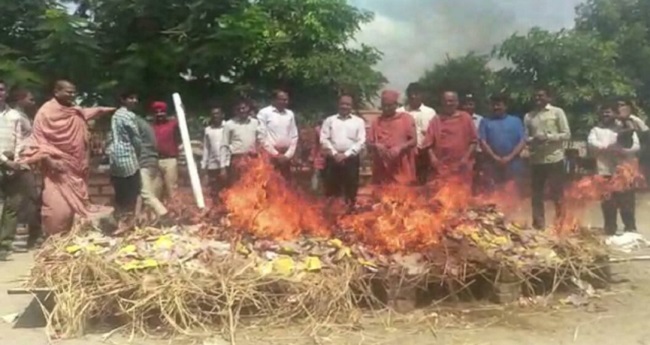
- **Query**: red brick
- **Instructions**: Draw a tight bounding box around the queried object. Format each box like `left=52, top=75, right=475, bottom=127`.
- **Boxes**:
left=89, top=174, right=111, bottom=186
left=91, top=196, right=112, bottom=206
left=99, top=186, right=114, bottom=196
left=88, top=186, right=101, bottom=196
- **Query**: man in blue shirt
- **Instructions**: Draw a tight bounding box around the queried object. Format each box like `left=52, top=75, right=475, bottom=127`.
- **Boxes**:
left=478, top=94, right=526, bottom=191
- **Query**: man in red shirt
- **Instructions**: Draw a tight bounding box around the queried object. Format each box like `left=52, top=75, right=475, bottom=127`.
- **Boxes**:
left=150, top=101, right=180, bottom=199
left=425, top=91, right=478, bottom=186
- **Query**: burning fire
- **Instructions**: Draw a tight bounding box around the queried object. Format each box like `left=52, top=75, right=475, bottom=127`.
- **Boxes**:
left=220, top=157, right=330, bottom=240
left=556, top=161, right=645, bottom=233
left=170, top=156, right=645, bottom=254
left=337, top=181, right=471, bottom=254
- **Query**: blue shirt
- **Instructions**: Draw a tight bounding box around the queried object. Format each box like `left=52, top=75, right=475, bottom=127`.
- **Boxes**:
left=479, top=114, right=525, bottom=172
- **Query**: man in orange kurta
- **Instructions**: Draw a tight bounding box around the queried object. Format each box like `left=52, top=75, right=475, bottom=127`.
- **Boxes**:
left=19, top=80, right=115, bottom=235
left=425, top=91, right=477, bottom=185
left=367, top=90, right=417, bottom=185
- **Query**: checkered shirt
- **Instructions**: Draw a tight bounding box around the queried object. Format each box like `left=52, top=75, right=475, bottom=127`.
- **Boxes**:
left=107, top=107, right=142, bottom=177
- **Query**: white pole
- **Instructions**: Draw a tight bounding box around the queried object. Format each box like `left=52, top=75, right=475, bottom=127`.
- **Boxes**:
left=172, top=93, right=205, bottom=209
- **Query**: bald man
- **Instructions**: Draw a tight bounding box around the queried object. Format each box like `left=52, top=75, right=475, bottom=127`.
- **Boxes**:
left=19, top=80, right=115, bottom=236
left=367, top=90, right=417, bottom=185
left=425, top=91, right=478, bottom=186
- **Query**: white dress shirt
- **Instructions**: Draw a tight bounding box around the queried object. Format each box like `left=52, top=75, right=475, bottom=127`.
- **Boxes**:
left=201, top=126, right=225, bottom=170
left=397, top=104, right=436, bottom=148
left=256, top=105, right=299, bottom=158
left=587, top=125, right=639, bottom=176
left=320, top=114, right=366, bottom=157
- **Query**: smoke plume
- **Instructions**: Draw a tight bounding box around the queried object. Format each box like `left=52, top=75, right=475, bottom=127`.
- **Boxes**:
left=351, top=0, right=583, bottom=91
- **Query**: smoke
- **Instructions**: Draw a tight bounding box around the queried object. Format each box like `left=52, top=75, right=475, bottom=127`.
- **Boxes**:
left=351, top=0, right=584, bottom=91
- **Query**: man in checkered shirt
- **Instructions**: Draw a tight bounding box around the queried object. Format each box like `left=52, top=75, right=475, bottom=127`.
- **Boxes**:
left=107, top=90, right=142, bottom=218
left=0, top=80, right=29, bottom=259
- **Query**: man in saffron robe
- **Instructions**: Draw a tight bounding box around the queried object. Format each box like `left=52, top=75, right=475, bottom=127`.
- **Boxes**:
left=367, top=90, right=417, bottom=185
left=19, top=80, right=115, bottom=235
left=425, top=91, right=478, bottom=185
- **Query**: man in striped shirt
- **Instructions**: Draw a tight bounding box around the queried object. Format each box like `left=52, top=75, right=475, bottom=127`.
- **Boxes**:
left=0, top=80, right=29, bottom=259
left=107, top=90, right=142, bottom=217
left=257, top=90, right=299, bottom=180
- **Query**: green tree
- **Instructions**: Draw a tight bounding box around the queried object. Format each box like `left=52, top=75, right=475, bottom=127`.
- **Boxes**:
left=0, top=0, right=385, bottom=123
left=575, top=0, right=650, bottom=108
left=494, top=28, right=635, bottom=137
left=66, top=0, right=385, bottom=119
left=417, top=53, right=495, bottom=113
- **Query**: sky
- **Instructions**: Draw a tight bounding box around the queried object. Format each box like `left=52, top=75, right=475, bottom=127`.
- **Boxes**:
left=349, top=0, right=584, bottom=91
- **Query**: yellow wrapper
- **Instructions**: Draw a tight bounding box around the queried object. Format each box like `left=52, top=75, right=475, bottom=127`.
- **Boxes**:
left=272, top=256, right=295, bottom=276
left=304, top=256, right=322, bottom=271
left=65, top=245, right=81, bottom=254
left=154, top=235, right=173, bottom=249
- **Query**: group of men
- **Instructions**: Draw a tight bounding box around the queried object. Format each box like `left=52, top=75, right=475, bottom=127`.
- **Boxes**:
left=106, top=90, right=182, bottom=225
left=0, top=77, right=642, bottom=259
left=312, top=83, right=642, bottom=236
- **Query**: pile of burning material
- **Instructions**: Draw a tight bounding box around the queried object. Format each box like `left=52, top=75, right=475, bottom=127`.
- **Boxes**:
left=27, top=158, right=615, bottom=337
left=29, top=224, right=364, bottom=338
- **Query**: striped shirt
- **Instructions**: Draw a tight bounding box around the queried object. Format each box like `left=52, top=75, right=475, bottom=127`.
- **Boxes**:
left=0, top=106, right=26, bottom=163
left=107, top=107, right=142, bottom=177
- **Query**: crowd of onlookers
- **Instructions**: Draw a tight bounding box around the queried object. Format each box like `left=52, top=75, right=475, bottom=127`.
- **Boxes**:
left=0, top=78, right=646, bottom=260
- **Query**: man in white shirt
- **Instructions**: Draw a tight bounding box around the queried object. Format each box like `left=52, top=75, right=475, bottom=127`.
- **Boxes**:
left=7, top=85, right=40, bottom=250
left=320, top=95, right=366, bottom=210
left=201, top=106, right=226, bottom=203
left=0, top=81, right=29, bottom=259
left=257, top=90, right=299, bottom=180
left=588, top=102, right=639, bottom=235
left=397, top=82, right=436, bottom=185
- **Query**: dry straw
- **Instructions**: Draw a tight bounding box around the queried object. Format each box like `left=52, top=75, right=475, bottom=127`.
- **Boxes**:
left=27, top=221, right=609, bottom=340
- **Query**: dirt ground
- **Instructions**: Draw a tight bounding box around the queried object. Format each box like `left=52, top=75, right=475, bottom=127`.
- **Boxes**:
left=1, top=197, right=650, bottom=345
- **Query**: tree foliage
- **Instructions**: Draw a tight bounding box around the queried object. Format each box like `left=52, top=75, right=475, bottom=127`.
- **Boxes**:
left=0, top=0, right=385, bottom=122
left=575, top=0, right=650, bottom=107
left=494, top=28, right=635, bottom=137
left=417, top=53, right=494, bottom=114
left=418, top=23, right=640, bottom=137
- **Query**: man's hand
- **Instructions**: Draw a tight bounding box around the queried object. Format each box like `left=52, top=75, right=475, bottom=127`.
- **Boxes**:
left=100, top=107, right=117, bottom=114
left=334, top=153, right=347, bottom=163
left=388, top=146, right=401, bottom=160
left=500, top=155, right=513, bottom=165
left=2, top=160, right=21, bottom=171
left=534, top=133, right=548, bottom=142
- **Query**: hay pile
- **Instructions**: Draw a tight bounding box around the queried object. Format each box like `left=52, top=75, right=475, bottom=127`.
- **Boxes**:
left=28, top=206, right=608, bottom=338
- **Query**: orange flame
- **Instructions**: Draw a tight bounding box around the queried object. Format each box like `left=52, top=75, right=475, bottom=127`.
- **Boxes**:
left=166, top=155, right=644, bottom=254
left=336, top=178, right=472, bottom=254
left=220, top=156, right=330, bottom=240
left=556, top=161, right=645, bottom=234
